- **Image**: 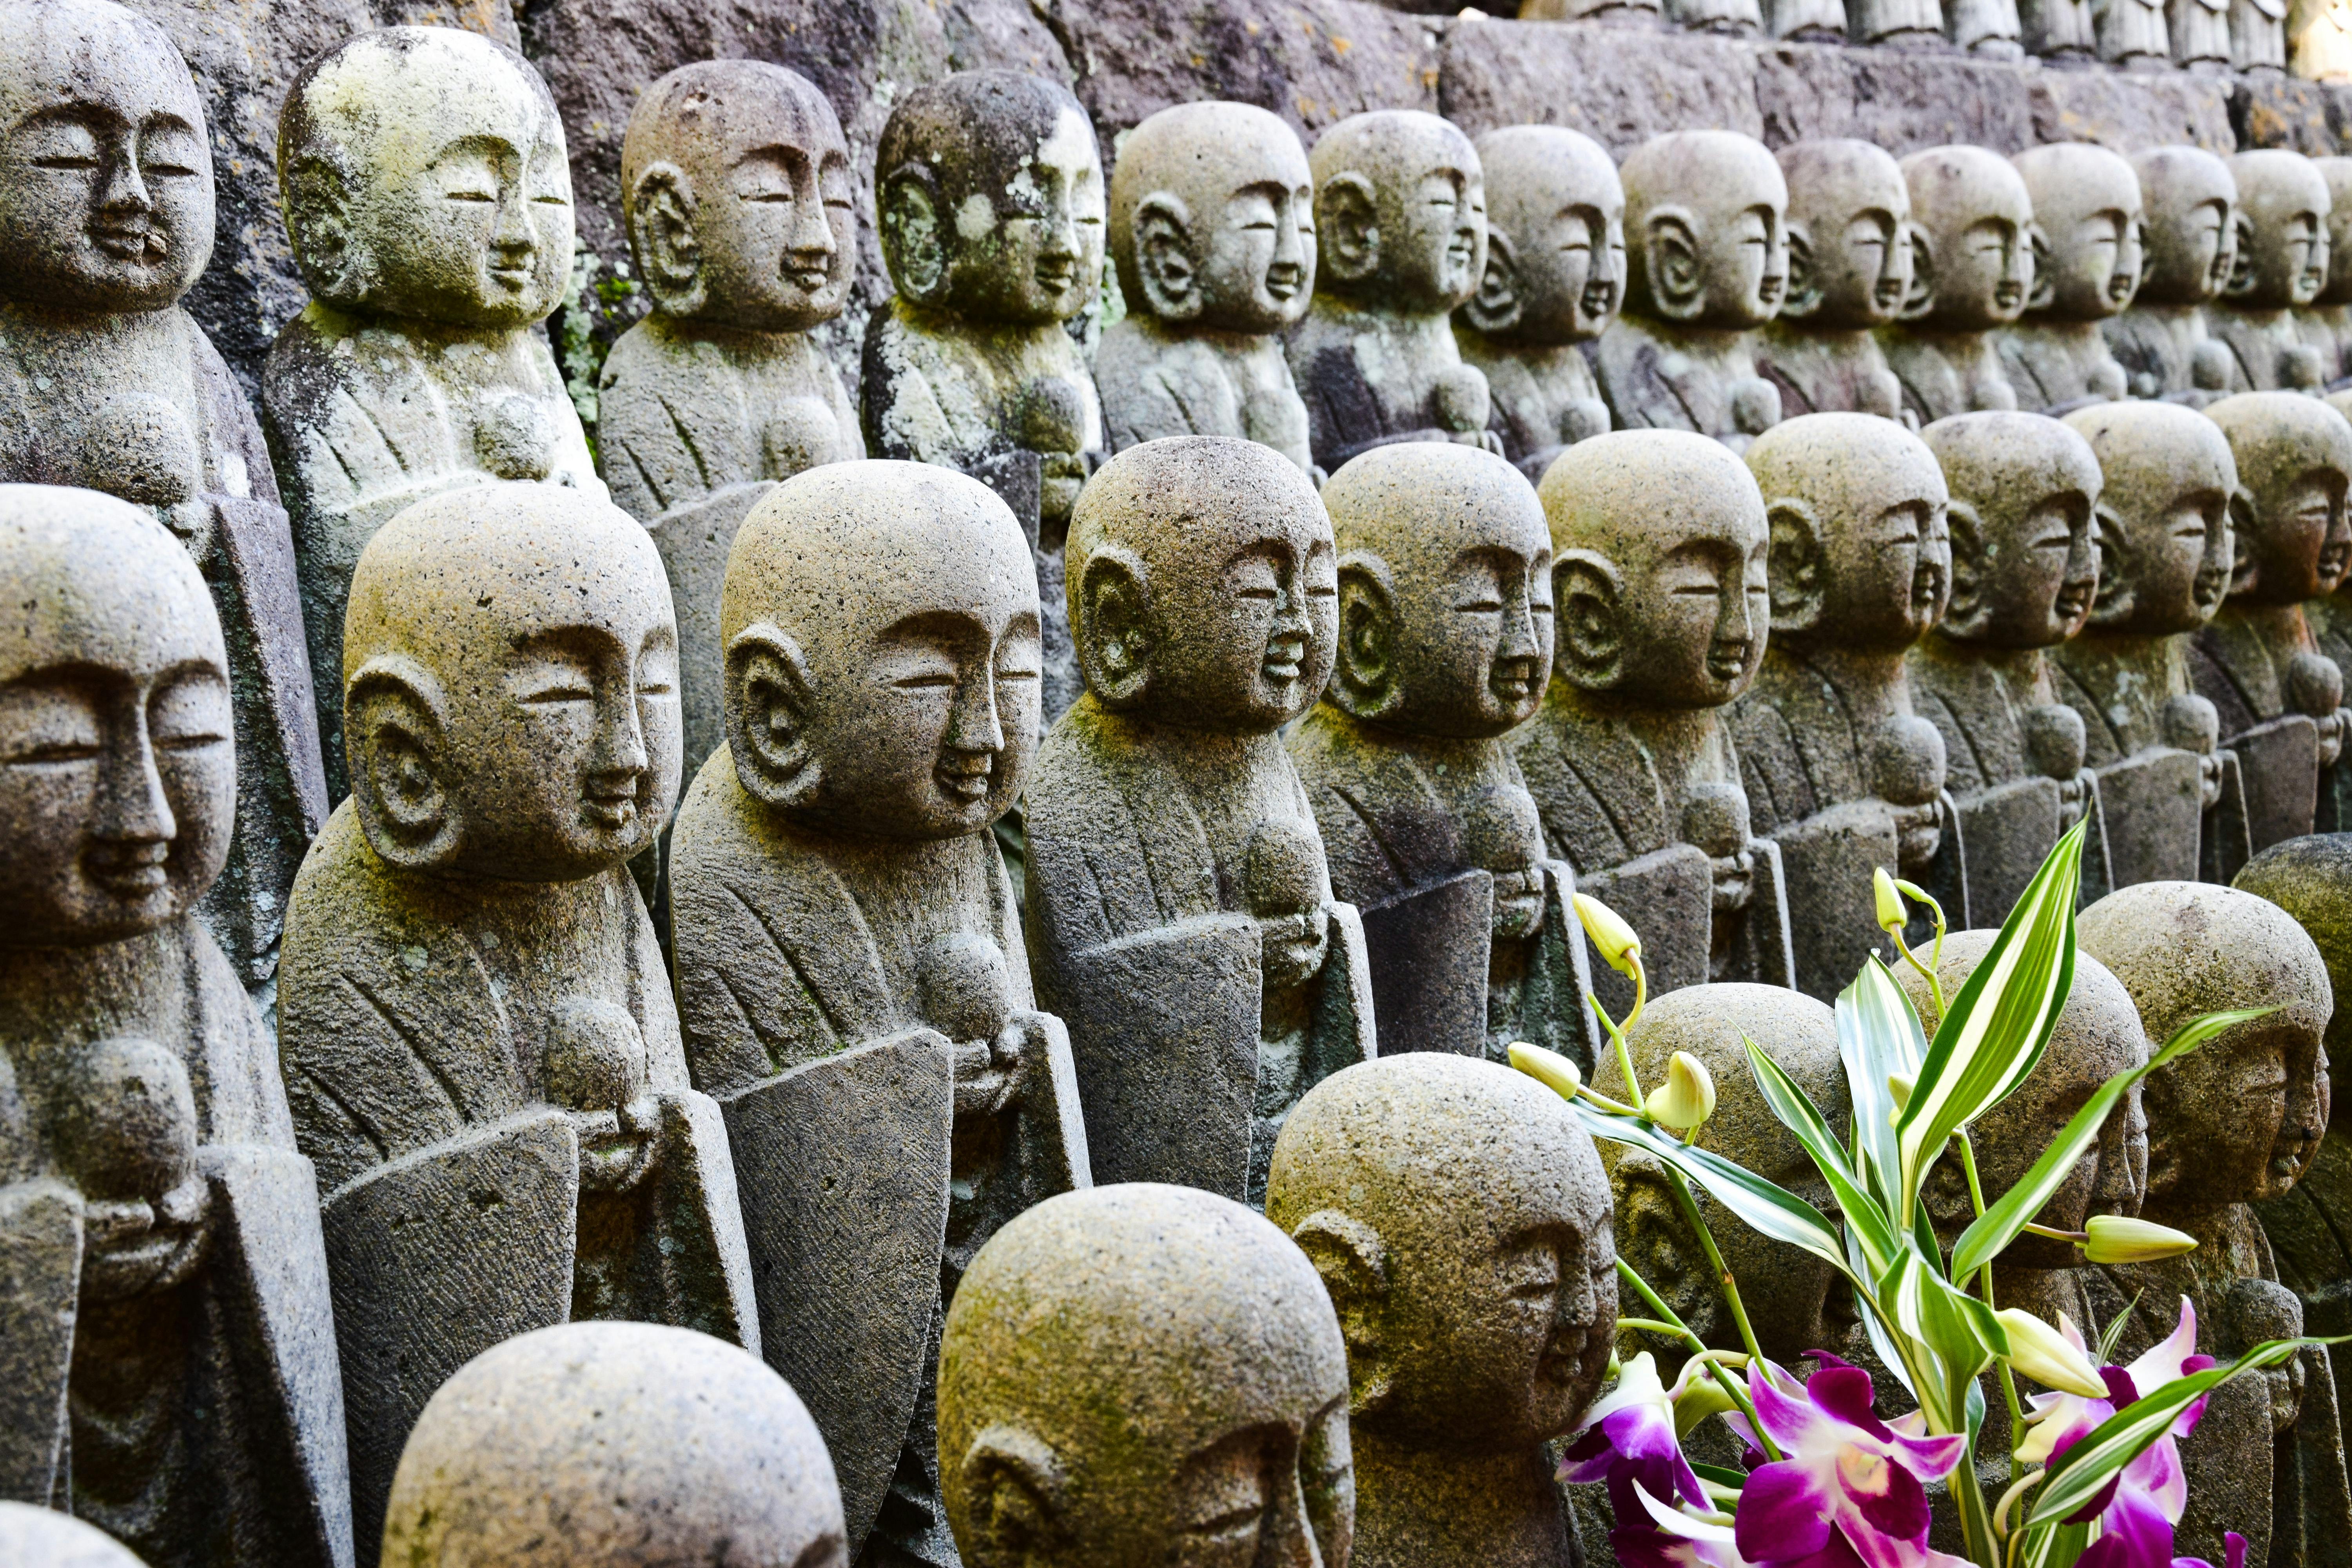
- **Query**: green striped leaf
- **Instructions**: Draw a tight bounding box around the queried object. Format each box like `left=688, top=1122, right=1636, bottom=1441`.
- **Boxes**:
left=1742, top=1033, right=1900, bottom=1280
left=1838, top=956, right=1928, bottom=1216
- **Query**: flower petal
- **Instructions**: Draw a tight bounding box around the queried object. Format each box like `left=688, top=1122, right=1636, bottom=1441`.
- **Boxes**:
left=1842, top=1447, right=1931, bottom=1544
left=1734, top=1462, right=1835, bottom=1564
left=1809, top=1366, right=1896, bottom=1442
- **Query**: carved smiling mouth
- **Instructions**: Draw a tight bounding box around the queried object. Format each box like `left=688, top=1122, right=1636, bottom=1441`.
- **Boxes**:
left=784, top=263, right=833, bottom=293
left=1490, top=659, right=1541, bottom=707
left=1265, top=265, right=1303, bottom=302
left=2054, top=582, right=2096, bottom=622
left=1264, top=634, right=1307, bottom=684
left=90, top=222, right=165, bottom=263
left=1994, top=281, right=2024, bottom=309
left=2109, top=274, right=2137, bottom=303
left=1582, top=279, right=1619, bottom=319
left=1876, top=277, right=1906, bottom=308
left=1034, top=257, right=1078, bottom=292
left=1706, top=641, right=1753, bottom=683
left=1758, top=275, right=1784, bottom=305
left=937, top=753, right=994, bottom=803
left=2322, top=541, right=2352, bottom=582
left=581, top=786, right=640, bottom=831
left=85, top=840, right=169, bottom=898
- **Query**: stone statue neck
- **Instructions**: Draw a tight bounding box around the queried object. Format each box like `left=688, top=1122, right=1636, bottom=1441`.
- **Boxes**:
left=1312, top=288, right=1454, bottom=331
left=1351, top=1425, right=1570, bottom=1568
left=0, top=293, right=178, bottom=332
left=1775, top=638, right=1915, bottom=703
left=0, top=925, right=178, bottom=1044
left=1343, top=708, right=1514, bottom=765
left=1131, top=313, right=1283, bottom=351
left=1618, top=309, right=1757, bottom=352
left=1924, top=632, right=2049, bottom=686
left=1555, top=680, right=1728, bottom=742
left=334, top=300, right=540, bottom=350
left=891, top=295, right=1073, bottom=344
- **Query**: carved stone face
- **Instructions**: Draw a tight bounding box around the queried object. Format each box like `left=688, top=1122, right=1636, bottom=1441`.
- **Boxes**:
left=1321, top=443, right=1554, bottom=740
left=1463, top=125, right=1625, bottom=345
left=0, top=0, right=211, bottom=314
left=2226, top=150, right=2331, bottom=311
left=1777, top=140, right=1912, bottom=330
left=721, top=462, right=1039, bottom=842
left=1111, top=102, right=1315, bottom=336
left=1621, top=130, right=1789, bottom=330
left=2207, top=392, right=2352, bottom=604
left=0, top=485, right=231, bottom=946
left=2131, top=147, right=2237, bottom=308
left=621, top=60, right=854, bottom=333
left=1542, top=430, right=1769, bottom=711
left=281, top=28, right=573, bottom=329
left=1902, top=146, right=2035, bottom=332
left=940, top=1185, right=1354, bottom=1568
left=341, top=485, right=681, bottom=883
left=2080, top=880, right=2332, bottom=1208
left=1269, top=1056, right=1616, bottom=1455
left=2014, top=143, right=2143, bottom=322
left=1925, top=412, right=2102, bottom=650
left=1311, top=110, right=1487, bottom=316
left=877, top=71, right=1104, bottom=328
left=2063, top=402, right=2238, bottom=637
left=1749, top=413, right=1951, bottom=651
left=1071, top=437, right=1338, bottom=735
left=2319, top=158, right=2352, bottom=307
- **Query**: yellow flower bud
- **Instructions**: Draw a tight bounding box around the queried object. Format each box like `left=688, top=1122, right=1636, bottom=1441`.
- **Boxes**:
left=1644, top=1051, right=1716, bottom=1131
left=1508, top=1041, right=1583, bottom=1101
left=1573, top=893, right=1643, bottom=978
left=1995, top=1308, right=2109, bottom=1397
left=2081, top=1215, right=2199, bottom=1265
left=1875, top=866, right=1907, bottom=935
left=1888, top=1073, right=1914, bottom=1113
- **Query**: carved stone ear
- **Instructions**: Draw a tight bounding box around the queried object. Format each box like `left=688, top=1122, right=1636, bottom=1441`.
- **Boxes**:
left=1077, top=547, right=1152, bottom=709
left=1553, top=550, right=1625, bottom=691
left=2087, top=505, right=2135, bottom=626
left=629, top=160, right=704, bottom=318
left=880, top=167, right=947, bottom=302
left=346, top=655, right=458, bottom=870
left=2228, top=489, right=2259, bottom=594
left=1318, top=172, right=1381, bottom=286
left=1779, top=221, right=1821, bottom=321
left=725, top=622, right=820, bottom=809
left=1767, top=500, right=1826, bottom=633
left=1290, top=1208, right=1394, bottom=1413
left=1942, top=500, right=1987, bottom=638
left=1463, top=230, right=1524, bottom=335
left=960, top=1425, right=1068, bottom=1563
left=285, top=155, right=361, bottom=303
left=2024, top=223, right=2054, bottom=314
left=1331, top=554, right=1401, bottom=720
left=1134, top=192, right=1200, bottom=323
left=1644, top=209, right=1704, bottom=322
left=2226, top=212, right=2258, bottom=299
left=1899, top=221, right=1936, bottom=321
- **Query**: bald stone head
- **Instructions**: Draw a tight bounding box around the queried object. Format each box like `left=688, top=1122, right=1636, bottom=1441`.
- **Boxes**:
left=939, top=1183, right=1354, bottom=1568
left=1312, top=109, right=1486, bottom=316
left=1902, top=146, right=2035, bottom=331
left=2014, top=143, right=2143, bottom=321
left=621, top=60, right=853, bottom=332
left=1748, top=412, right=1951, bottom=650
left=2226, top=150, right=2331, bottom=310
left=1268, top=1055, right=1615, bottom=1452
left=0, top=1503, right=149, bottom=1566
left=1111, top=102, right=1314, bottom=336
left=877, top=71, right=1102, bottom=327
left=2063, top=401, right=2237, bottom=636
left=1777, top=139, right=1912, bottom=330
left=2081, top=880, right=2332, bottom=1206
left=1069, top=436, right=1336, bottom=733
left=2206, top=392, right=2352, bottom=604
left=1619, top=130, right=1788, bottom=330
left=381, top=1321, right=846, bottom=1568
left=1319, top=443, right=1553, bottom=738
left=1539, top=430, right=1768, bottom=712
left=0, top=0, right=210, bottom=313
left=2318, top=158, right=2352, bottom=306
left=2132, top=147, right=2238, bottom=307
left=2237, top=835, right=2352, bottom=1089
left=1461, top=125, right=1625, bottom=345
left=1596, top=983, right=1851, bottom=1360
left=720, top=460, right=1038, bottom=840
left=0, top=484, right=231, bottom=947
left=342, top=483, right=680, bottom=883
left=1897, top=934, right=2149, bottom=1269
left=1924, top=412, right=2102, bottom=649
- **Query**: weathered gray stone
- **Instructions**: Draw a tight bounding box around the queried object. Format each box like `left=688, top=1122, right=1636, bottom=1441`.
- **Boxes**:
left=1879, top=144, right=2034, bottom=421
left=2305, top=154, right=2352, bottom=379
left=1267, top=1054, right=1616, bottom=1568
left=0, top=486, right=349, bottom=1568
left=381, top=1321, right=846, bottom=1568
left=1754, top=42, right=2039, bottom=153
left=2212, top=149, right=2336, bottom=390
left=1996, top=142, right=2143, bottom=407
left=276, top=484, right=757, bottom=1559
left=2107, top=145, right=2241, bottom=400
left=1442, top=18, right=1762, bottom=151
left=2030, top=68, right=2236, bottom=150
left=0, top=1504, right=150, bottom=1567
left=1758, top=139, right=1912, bottom=418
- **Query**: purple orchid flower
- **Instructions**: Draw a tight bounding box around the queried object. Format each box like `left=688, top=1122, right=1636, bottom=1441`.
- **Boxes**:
left=2174, top=1532, right=2248, bottom=1568
left=1561, top=1352, right=1713, bottom=1512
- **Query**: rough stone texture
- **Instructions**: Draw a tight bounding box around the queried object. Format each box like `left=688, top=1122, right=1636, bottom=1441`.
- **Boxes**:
left=666, top=461, right=1089, bottom=1564
left=1266, top=1054, right=1617, bottom=1568
left=2105, top=145, right=2239, bottom=401
left=0, top=1503, right=152, bottom=1567
left=1288, top=444, right=1598, bottom=1065
left=380, top=1321, right=847, bottom=1568
left=1510, top=430, right=1796, bottom=1013
left=2031, top=66, right=2236, bottom=149
left=0, top=487, right=349, bottom=1568
left=1023, top=437, right=1374, bottom=1207
left=274, top=485, right=757, bottom=1562
left=1440, top=19, right=1763, bottom=148
left=1756, top=42, right=2040, bottom=151
left=937, top=1182, right=1353, bottom=1566
left=1880, top=145, right=2035, bottom=422
left=2210, top=149, right=2336, bottom=390
left=1756, top=139, right=1911, bottom=419
left=2237, top=69, right=2352, bottom=151
left=1996, top=142, right=2142, bottom=407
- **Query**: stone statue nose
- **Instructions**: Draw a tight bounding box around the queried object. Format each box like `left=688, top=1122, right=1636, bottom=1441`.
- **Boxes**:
left=95, top=702, right=175, bottom=848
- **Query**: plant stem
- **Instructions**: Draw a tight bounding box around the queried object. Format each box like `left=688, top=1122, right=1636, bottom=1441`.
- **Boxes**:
left=1661, top=1163, right=1774, bottom=1379
left=1957, top=1134, right=2029, bottom=1466
left=1619, top=1317, right=1690, bottom=1339
left=1614, top=1258, right=1780, bottom=1462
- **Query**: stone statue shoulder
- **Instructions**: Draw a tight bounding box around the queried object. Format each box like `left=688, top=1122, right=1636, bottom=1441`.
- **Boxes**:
left=1726, top=652, right=1838, bottom=831
left=1512, top=687, right=1672, bottom=874
left=1096, top=314, right=1247, bottom=452
left=860, top=296, right=1102, bottom=469
left=1285, top=704, right=1454, bottom=910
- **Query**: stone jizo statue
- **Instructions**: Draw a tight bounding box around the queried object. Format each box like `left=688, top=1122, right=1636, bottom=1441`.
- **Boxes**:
left=267, top=27, right=599, bottom=797
left=2107, top=147, right=2240, bottom=405
left=0, top=486, right=349, bottom=1568
left=598, top=60, right=864, bottom=781
left=381, top=1322, right=847, bottom=1568
left=1594, top=131, right=1789, bottom=452
left=1880, top=146, right=2034, bottom=425
left=938, top=1182, right=1352, bottom=1567
left=1997, top=143, right=2143, bottom=411
left=2172, top=0, right=2235, bottom=69
left=0, top=0, right=327, bottom=1000
left=1289, top=110, right=1498, bottom=473
left=862, top=70, right=1106, bottom=720
left=2020, top=0, right=2098, bottom=59
left=2210, top=151, right=2334, bottom=395
left=1854, top=0, right=1951, bottom=47
left=2307, top=157, right=2352, bottom=387
left=1268, top=1054, right=1616, bottom=1568
left=667, top=459, right=1088, bottom=1563
left=1024, top=436, right=1372, bottom=1205
left=2233, top=0, right=2292, bottom=71
left=1757, top=140, right=1913, bottom=422
left=1096, top=102, right=1316, bottom=475
left=1287, top=442, right=1597, bottom=1066
left=276, top=485, right=757, bottom=1555
left=0, top=1505, right=149, bottom=1568
left=1454, top=126, right=1624, bottom=482
left=1950, top=0, right=2027, bottom=56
